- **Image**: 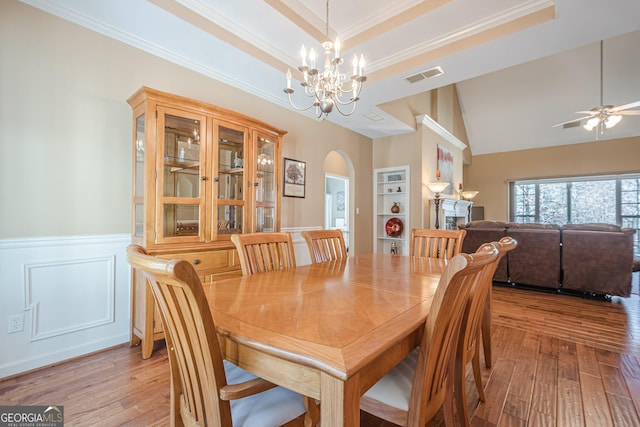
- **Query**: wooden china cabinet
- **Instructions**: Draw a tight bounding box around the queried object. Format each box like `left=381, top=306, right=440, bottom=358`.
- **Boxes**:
left=128, top=87, right=284, bottom=358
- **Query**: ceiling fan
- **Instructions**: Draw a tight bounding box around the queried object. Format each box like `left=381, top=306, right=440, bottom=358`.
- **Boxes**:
left=553, top=40, right=640, bottom=134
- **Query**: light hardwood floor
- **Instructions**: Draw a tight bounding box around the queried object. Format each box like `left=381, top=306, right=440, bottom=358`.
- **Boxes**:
left=1, top=274, right=638, bottom=426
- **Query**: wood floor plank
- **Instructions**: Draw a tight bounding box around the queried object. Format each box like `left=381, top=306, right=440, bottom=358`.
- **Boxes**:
left=579, top=372, right=614, bottom=427
left=576, top=343, right=601, bottom=377
left=599, top=363, right=631, bottom=397
left=500, top=333, right=539, bottom=423
left=606, top=393, right=640, bottom=427
left=556, top=378, right=584, bottom=427
left=529, top=381, right=556, bottom=421
left=473, top=354, right=516, bottom=425
left=558, top=340, right=579, bottom=382
left=619, top=353, right=640, bottom=379
left=623, top=376, right=640, bottom=421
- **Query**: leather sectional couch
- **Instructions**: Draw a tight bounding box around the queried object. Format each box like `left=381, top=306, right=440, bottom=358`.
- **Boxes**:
left=458, top=221, right=636, bottom=297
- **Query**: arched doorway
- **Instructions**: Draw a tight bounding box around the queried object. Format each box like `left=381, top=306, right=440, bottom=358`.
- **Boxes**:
left=322, top=150, right=355, bottom=254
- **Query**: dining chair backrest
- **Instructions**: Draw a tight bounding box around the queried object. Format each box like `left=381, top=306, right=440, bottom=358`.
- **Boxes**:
left=126, top=245, right=308, bottom=427
left=300, top=229, right=347, bottom=263
left=231, top=232, right=296, bottom=276
left=409, top=243, right=497, bottom=425
left=361, top=243, right=498, bottom=427
left=410, top=228, right=467, bottom=259
left=454, top=236, right=518, bottom=425
left=126, top=245, right=244, bottom=425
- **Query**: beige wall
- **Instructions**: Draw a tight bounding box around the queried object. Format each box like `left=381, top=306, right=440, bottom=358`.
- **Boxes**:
left=464, top=136, right=640, bottom=221
left=0, top=1, right=373, bottom=253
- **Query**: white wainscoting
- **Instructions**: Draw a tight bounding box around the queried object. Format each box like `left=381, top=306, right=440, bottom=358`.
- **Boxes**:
left=282, top=226, right=322, bottom=266
left=0, top=234, right=131, bottom=379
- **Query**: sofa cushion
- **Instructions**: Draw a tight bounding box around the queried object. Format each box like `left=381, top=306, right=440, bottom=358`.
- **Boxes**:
left=561, top=223, right=621, bottom=232
left=561, top=229, right=633, bottom=297
left=506, top=228, right=561, bottom=289
left=506, top=222, right=560, bottom=230
left=459, top=220, right=506, bottom=229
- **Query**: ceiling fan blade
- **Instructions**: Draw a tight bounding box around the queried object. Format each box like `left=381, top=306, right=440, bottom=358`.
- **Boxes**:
left=552, top=116, right=591, bottom=127
left=610, top=100, right=640, bottom=112
left=617, top=110, right=640, bottom=115
left=575, top=110, right=598, bottom=115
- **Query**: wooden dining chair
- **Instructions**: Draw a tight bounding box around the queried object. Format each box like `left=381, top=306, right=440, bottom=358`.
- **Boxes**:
left=230, top=232, right=296, bottom=276
left=454, top=236, right=518, bottom=426
left=409, top=228, right=467, bottom=259
left=126, top=245, right=311, bottom=427
left=360, top=243, right=498, bottom=427
left=300, top=229, right=347, bottom=263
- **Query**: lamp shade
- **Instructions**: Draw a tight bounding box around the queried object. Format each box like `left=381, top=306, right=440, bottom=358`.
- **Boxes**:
left=605, top=114, right=622, bottom=128
left=426, top=181, right=450, bottom=194
left=583, top=117, right=599, bottom=131
left=461, top=190, right=479, bottom=200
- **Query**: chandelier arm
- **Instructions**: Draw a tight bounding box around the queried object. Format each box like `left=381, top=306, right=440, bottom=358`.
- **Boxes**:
left=285, top=92, right=320, bottom=112
left=332, top=82, right=362, bottom=106
left=333, top=96, right=358, bottom=106
left=333, top=100, right=358, bottom=116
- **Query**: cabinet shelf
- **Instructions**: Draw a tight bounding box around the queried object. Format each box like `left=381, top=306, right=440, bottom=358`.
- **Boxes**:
left=377, top=236, right=405, bottom=241
left=219, top=167, right=244, bottom=174
left=379, top=179, right=406, bottom=185
left=166, top=160, right=199, bottom=171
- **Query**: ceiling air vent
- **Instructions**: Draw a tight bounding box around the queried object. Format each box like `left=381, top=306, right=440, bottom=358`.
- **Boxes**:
left=405, top=66, right=444, bottom=83
left=364, top=111, right=384, bottom=122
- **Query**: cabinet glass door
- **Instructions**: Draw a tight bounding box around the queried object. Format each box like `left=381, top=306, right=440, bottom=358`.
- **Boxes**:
left=133, top=113, right=145, bottom=237
left=254, top=134, right=276, bottom=232
left=216, top=123, right=246, bottom=238
left=156, top=107, right=206, bottom=243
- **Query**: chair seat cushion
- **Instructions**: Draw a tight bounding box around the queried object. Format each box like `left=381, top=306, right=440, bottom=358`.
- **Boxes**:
left=224, top=361, right=306, bottom=427
left=362, top=348, right=419, bottom=411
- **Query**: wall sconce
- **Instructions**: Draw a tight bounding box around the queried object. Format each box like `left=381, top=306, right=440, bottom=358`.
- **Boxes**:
left=426, top=181, right=450, bottom=229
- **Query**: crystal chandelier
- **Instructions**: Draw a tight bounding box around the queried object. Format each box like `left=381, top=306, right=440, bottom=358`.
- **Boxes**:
left=283, top=0, right=366, bottom=118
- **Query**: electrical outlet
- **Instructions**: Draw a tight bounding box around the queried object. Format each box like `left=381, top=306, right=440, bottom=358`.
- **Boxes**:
left=8, top=314, right=24, bottom=334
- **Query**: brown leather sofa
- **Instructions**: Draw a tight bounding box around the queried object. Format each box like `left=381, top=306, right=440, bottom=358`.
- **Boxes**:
left=458, top=221, right=636, bottom=297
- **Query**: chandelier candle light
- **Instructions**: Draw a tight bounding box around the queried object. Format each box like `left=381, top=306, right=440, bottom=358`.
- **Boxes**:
left=284, top=0, right=366, bottom=117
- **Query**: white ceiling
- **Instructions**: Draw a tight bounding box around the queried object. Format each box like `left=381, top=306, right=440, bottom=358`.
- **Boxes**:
left=21, top=0, right=640, bottom=155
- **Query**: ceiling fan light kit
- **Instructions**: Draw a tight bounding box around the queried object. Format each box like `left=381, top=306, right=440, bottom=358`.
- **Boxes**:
left=283, top=0, right=366, bottom=118
left=553, top=40, right=640, bottom=136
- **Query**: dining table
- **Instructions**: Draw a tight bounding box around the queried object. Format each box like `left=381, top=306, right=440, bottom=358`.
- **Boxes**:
left=202, top=253, right=448, bottom=427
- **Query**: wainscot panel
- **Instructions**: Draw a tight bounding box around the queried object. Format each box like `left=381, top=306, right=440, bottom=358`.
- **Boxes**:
left=0, top=234, right=131, bottom=379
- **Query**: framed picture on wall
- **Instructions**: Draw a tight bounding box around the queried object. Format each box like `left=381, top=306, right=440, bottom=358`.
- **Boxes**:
left=283, top=158, right=306, bottom=198
left=437, top=144, right=454, bottom=195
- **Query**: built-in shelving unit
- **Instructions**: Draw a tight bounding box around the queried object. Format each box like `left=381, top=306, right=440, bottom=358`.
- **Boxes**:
left=373, top=166, right=410, bottom=255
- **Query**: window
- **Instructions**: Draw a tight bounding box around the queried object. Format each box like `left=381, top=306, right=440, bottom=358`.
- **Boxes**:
left=510, top=175, right=640, bottom=254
